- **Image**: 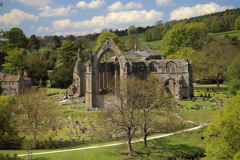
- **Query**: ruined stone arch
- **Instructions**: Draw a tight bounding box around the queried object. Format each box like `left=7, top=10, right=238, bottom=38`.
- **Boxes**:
left=164, top=78, right=176, bottom=97
left=166, top=61, right=176, bottom=73
left=149, top=61, right=158, bottom=72
left=85, top=37, right=127, bottom=108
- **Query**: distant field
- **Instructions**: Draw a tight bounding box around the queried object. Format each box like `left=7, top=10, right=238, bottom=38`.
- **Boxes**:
left=212, top=30, right=240, bottom=39
left=119, top=33, right=162, bottom=50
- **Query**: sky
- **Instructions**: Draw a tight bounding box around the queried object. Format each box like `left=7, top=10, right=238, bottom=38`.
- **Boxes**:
left=0, top=0, right=239, bottom=38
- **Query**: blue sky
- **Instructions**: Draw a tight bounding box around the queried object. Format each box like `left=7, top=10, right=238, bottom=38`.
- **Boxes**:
left=0, top=0, right=239, bottom=38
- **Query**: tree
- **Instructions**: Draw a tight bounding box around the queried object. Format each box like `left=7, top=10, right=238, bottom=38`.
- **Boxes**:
left=16, top=89, right=59, bottom=148
left=127, top=25, right=138, bottom=35
left=155, top=20, right=163, bottom=26
left=161, top=22, right=209, bottom=55
left=23, top=52, right=48, bottom=86
left=28, top=34, right=40, bottom=52
left=136, top=74, right=183, bottom=148
left=192, top=37, right=239, bottom=87
left=96, top=74, right=183, bottom=152
left=51, top=35, right=62, bottom=49
left=226, top=56, right=240, bottom=95
left=0, top=51, right=7, bottom=70
left=2, top=48, right=25, bottom=74
left=234, top=16, right=240, bottom=30
left=67, top=35, right=75, bottom=42
left=93, top=32, right=123, bottom=52
left=127, top=35, right=141, bottom=50
left=1, top=28, right=28, bottom=52
left=204, top=91, right=240, bottom=159
left=55, top=40, right=78, bottom=68
left=0, top=95, right=21, bottom=149
left=50, top=54, right=75, bottom=88
left=166, top=47, right=199, bottom=60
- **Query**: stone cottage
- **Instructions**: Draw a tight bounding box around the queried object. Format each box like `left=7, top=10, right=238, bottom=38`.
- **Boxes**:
left=0, top=68, right=32, bottom=95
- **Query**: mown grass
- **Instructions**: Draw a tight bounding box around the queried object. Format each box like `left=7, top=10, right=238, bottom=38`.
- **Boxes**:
left=212, top=30, right=240, bottom=39
left=6, top=127, right=206, bottom=160
left=178, top=86, right=231, bottom=122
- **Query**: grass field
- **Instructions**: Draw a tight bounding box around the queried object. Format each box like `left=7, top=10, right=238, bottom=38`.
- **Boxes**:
left=119, top=33, right=163, bottom=51
left=212, top=30, right=240, bottom=39
left=0, top=127, right=206, bottom=160
left=178, top=86, right=231, bottom=123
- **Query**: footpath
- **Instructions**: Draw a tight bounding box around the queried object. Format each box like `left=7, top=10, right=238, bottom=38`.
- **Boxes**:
left=18, top=125, right=202, bottom=157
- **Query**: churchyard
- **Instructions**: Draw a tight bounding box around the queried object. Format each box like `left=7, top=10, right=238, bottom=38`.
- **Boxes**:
left=31, top=85, right=229, bottom=149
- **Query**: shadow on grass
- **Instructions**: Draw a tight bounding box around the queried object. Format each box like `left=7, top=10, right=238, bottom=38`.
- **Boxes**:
left=137, top=138, right=205, bottom=160
left=32, top=158, right=50, bottom=160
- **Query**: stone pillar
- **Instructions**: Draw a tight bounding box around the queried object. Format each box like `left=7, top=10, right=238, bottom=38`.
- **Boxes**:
left=85, top=64, right=93, bottom=108
left=103, top=63, right=107, bottom=89
left=99, top=65, right=103, bottom=91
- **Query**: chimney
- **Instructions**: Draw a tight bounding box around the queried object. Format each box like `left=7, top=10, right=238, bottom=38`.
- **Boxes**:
left=24, top=69, right=27, bottom=77
left=17, top=68, right=22, bottom=75
left=2, top=68, right=5, bottom=73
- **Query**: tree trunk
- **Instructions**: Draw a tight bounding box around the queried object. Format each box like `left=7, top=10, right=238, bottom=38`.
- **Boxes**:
left=128, top=139, right=132, bottom=152
left=34, top=127, right=37, bottom=148
left=217, top=75, right=220, bottom=88
left=143, top=134, right=147, bottom=148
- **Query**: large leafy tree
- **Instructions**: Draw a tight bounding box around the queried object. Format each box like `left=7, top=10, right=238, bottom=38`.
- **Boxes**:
left=50, top=55, right=75, bottom=88
left=204, top=91, right=240, bottom=159
left=161, top=22, right=208, bottom=55
left=0, top=95, right=21, bottom=149
left=93, top=32, right=123, bottom=52
left=23, top=52, right=48, bottom=86
left=51, top=35, right=62, bottom=49
left=192, top=37, right=239, bottom=88
left=16, top=89, right=59, bottom=148
left=55, top=40, right=78, bottom=68
left=127, top=25, right=138, bottom=35
left=166, top=47, right=198, bottom=60
left=226, top=56, right=240, bottom=95
left=2, top=28, right=28, bottom=52
left=28, top=34, right=40, bottom=52
left=2, top=48, right=26, bottom=74
left=234, top=15, right=240, bottom=30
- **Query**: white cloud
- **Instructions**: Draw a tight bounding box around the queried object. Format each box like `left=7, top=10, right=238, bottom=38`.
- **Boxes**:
left=156, top=0, right=173, bottom=6
left=15, top=0, right=52, bottom=6
left=54, top=30, right=93, bottom=36
left=36, top=27, right=54, bottom=33
left=0, top=9, right=39, bottom=28
left=52, top=10, right=164, bottom=31
left=38, top=5, right=78, bottom=17
left=76, top=0, right=106, bottom=9
left=107, top=1, right=143, bottom=11
left=170, top=2, right=234, bottom=20
left=30, top=25, right=35, bottom=29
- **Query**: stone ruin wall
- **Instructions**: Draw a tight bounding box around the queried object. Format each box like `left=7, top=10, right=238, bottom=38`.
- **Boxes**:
left=71, top=37, right=194, bottom=108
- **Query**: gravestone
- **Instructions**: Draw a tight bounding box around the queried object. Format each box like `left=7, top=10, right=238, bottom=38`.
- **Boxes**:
left=220, top=103, right=223, bottom=108
left=77, top=137, right=80, bottom=141
left=213, top=93, right=215, bottom=96
left=76, top=120, right=78, bottom=124
left=207, top=88, right=209, bottom=92
left=208, top=93, right=210, bottom=98
left=60, top=138, right=63, bottom=142
left=205, top=93, right=207, bottom=97
left=49, top=137, right=52, bottom=142
left=197, top=98, right=199, bottom=103
left=216, top=96, right=219, bottom=100
left=192, top=98, right=196, bottom=102
left=82, top=137, right=85, bottom=142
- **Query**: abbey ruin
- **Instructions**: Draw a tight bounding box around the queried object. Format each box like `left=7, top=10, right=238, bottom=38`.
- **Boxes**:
left=69, top=37, right=194, bottom=108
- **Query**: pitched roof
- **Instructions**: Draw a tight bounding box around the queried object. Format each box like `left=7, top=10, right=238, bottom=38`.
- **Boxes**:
left=0, top=72, right=20, bottom=81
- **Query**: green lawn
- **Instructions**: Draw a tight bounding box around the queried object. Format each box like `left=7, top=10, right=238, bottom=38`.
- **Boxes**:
left=0, top=127, right=206, bottom=160
left=178, top=87, right=231, bottom=122
left=119, top=33, right=162, bottom=51
left=212, top=30, right=240, bottom=39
